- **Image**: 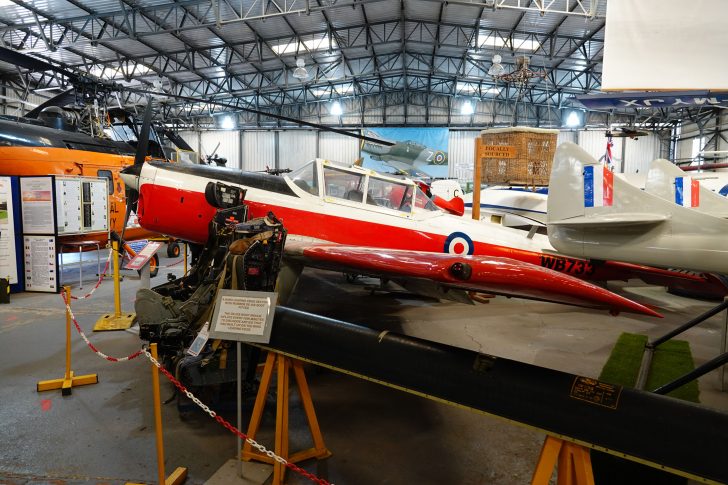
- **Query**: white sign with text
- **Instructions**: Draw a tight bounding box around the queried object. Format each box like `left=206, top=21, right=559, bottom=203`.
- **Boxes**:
left=208, top=289, right=277, bottom=343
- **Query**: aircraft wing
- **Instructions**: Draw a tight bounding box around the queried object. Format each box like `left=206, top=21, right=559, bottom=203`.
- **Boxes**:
left=284, top=241, right=661, bottom=317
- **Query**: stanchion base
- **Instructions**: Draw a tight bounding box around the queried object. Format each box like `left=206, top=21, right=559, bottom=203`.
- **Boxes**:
left=94, top=313, right=137, bottom=331
left=37, top=371, right=99, bottom=395
left=125, top=467, right=187, bottom=485
left=165, top=466, right=188, bottom=485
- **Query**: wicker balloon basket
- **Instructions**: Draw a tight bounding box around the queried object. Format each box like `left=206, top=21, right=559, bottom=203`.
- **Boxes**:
left=477, top=127, right=559, bottom=186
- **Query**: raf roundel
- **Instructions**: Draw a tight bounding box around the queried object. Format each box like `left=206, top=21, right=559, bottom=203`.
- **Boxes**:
left=444, top=232, right=474, bottom=255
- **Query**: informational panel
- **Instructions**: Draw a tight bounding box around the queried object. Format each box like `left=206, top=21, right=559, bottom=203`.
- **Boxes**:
left=56, top=178, right=82, bottom=234
left=602, top=0, right=728, bottom=90
left=88, top=179, right=108, bottom=232
left=20, top=177, right=55, bottom=235
left=360, top=128, right=449, bottom=178
left=124, top=241, right=162, bottom=271
left=23, top=235, right=58, bottom=292
left=208, top=289, right=277, bottom=343
left=55, top=177, right=108, bottom=235
left=0, top=177, right=18, bottom=284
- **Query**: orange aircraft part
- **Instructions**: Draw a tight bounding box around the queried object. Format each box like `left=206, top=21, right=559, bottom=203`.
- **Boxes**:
left=0, top=146, right=158, bottom=245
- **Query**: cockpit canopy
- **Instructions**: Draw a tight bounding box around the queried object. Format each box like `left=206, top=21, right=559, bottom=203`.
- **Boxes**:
left=288, top=159, right=439, bottom=214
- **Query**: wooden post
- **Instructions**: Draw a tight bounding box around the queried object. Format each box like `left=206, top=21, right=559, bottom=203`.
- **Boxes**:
left=473, top=137, right=482, bottom=220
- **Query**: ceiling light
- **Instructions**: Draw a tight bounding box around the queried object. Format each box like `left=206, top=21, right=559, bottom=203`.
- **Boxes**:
left=219, top=115, right=236, bottom=130
left=461, top=100, right=475, bottom=115
left=488, top=54, right=505, bottom=77
left=292, top=58, right=308, bottom=81
left=565, top=111, right=582, bottom=128
left=330, top=101, right=343, bottom=116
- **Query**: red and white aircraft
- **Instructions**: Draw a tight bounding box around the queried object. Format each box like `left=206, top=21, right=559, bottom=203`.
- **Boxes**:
left=121, top=158, right=663, bottom=316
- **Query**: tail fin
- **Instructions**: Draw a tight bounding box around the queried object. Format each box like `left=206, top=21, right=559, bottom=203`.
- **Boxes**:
left=547, top=142, right=666, bottom=229
left=645, top=158, right=728, bottom=218
left=547, top=142, right=728, bottom=273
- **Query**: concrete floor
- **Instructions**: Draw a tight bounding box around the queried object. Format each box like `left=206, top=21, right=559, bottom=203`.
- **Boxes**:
left=0, top=250, right=726, bottom=484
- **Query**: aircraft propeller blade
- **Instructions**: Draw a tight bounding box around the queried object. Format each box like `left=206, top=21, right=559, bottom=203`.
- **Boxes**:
left=119, top=98, right=154, bottom=244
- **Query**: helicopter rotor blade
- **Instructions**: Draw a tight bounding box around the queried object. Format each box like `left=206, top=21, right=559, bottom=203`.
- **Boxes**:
left=24, top=88, right=76, bottom=119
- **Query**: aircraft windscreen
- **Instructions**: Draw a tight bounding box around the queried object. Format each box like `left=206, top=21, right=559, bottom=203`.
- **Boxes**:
left=414, top=186, right=439, bottom=212
left=323, top=166, right=364, bottom=201
left=367, top=177, right=411, bottom=211
left=290, top=161, right=319, bottom=195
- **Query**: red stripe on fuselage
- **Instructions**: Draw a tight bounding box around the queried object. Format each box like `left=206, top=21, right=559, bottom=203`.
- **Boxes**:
left=139, top=183, right=626, bottom=281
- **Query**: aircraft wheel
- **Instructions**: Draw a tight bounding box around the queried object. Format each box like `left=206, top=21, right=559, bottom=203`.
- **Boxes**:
left=138, top=254, right=160, bottom=278
left=167, top=241, right=181, bottom=258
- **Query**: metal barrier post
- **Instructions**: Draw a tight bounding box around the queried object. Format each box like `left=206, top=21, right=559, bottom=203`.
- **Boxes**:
left=37, top=286, right=98, bottom=395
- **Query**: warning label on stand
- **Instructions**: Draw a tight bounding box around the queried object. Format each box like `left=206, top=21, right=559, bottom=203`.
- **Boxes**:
left=569, top=376, right=622, bottom=409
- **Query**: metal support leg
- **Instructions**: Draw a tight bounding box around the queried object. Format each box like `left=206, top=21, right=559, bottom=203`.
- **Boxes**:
left=720, top=309, right=727, bottom=391
left=78, top=245, right=83, bottom=289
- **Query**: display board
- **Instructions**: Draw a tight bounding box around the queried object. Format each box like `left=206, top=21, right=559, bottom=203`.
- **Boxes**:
left=55, top=177, right=108, bottom=235
left=23, top=235, right=58, bottom=292
left=602, top=0, right=728, bottom=90
left=20, top=177, right=55, bottom=234
left=0, top=177, right=18, bottom=284
left=360, top=127, right=449, bottom=179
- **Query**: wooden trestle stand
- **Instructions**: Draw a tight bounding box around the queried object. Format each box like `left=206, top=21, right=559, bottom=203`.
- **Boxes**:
left=531, top=436, right=595, bottom=485
left=242, top=351, right=331, bottom=485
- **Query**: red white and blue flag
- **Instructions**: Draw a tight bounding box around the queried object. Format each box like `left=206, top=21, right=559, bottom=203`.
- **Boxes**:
left=583, top=165, right=614, bottom=207
left=674, top=176, right=700, bottom=207
left=605, top=135, right=614, bottom=169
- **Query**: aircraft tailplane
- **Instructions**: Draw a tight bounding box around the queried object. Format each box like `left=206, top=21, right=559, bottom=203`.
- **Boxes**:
left=547, top=142, right=728, bottom=274
left=645, top=158, right=728, bottom=218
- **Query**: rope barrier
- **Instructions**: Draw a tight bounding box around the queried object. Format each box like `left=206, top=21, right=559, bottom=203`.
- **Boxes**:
left=157, top=258, right=184, bottom=269
left=70, top=251, right=112, bottom=300
left=60, top=292, right=332, bottom=484
left=61, top=292, right=142, bottom=362
left=142, top=348, right=333, bottom=485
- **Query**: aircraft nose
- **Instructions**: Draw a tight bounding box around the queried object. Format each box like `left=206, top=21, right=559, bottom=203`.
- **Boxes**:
left=120, top=164, right=142, bottom=191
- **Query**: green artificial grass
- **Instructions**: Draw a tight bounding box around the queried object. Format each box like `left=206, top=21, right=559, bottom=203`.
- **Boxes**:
left=593, top=333, right=700, bottom=484
left=598, top=332, right=700, bottom=403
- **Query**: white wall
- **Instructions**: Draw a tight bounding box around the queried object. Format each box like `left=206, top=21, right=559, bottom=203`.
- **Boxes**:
left=279, top=131, right=317, bottom=171
left=179, top=127, right=663, bottom=181
left=242, top=131, right=276, bottom=172
left=319, top=131, right=359, bottom=164
left=448, top=131, right=478, bottom=182
left=200, top=131, right=241, bottom=169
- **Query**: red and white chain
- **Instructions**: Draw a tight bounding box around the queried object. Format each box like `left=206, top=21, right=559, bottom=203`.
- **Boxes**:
left=70, top=250, right=113, bottom=300
left=61, top=293, right=143, bottom=362
left=142, top=347, right=333, bottom=485
left=156, top=258, right=184, bottom=269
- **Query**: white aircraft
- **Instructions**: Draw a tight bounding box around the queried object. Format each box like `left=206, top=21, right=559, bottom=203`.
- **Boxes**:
left=457, top=186, right=547, bottom=227
left=645, top=158, right=728, bottom=218
left=121, top=157, right=665, bottom=316
left=547, top=143, right=728, bottom=275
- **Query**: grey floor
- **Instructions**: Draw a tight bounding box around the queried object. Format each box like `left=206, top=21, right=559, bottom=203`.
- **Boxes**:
left=0, top=249, right=726, bottom=484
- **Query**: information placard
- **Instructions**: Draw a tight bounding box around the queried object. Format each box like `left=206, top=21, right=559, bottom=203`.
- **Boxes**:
left=56, top=178, right=82, bottom=234
left=0, top=177, right=18, bottom=284
left=55, top=177, right=109, bottom=235
left=124, top=240, right=162, bottom=271
left=208, top=289, right=277, bottom=343
left=21, top=177, right=55, bottom=235
left=23, top=235, right=58, bottom=292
